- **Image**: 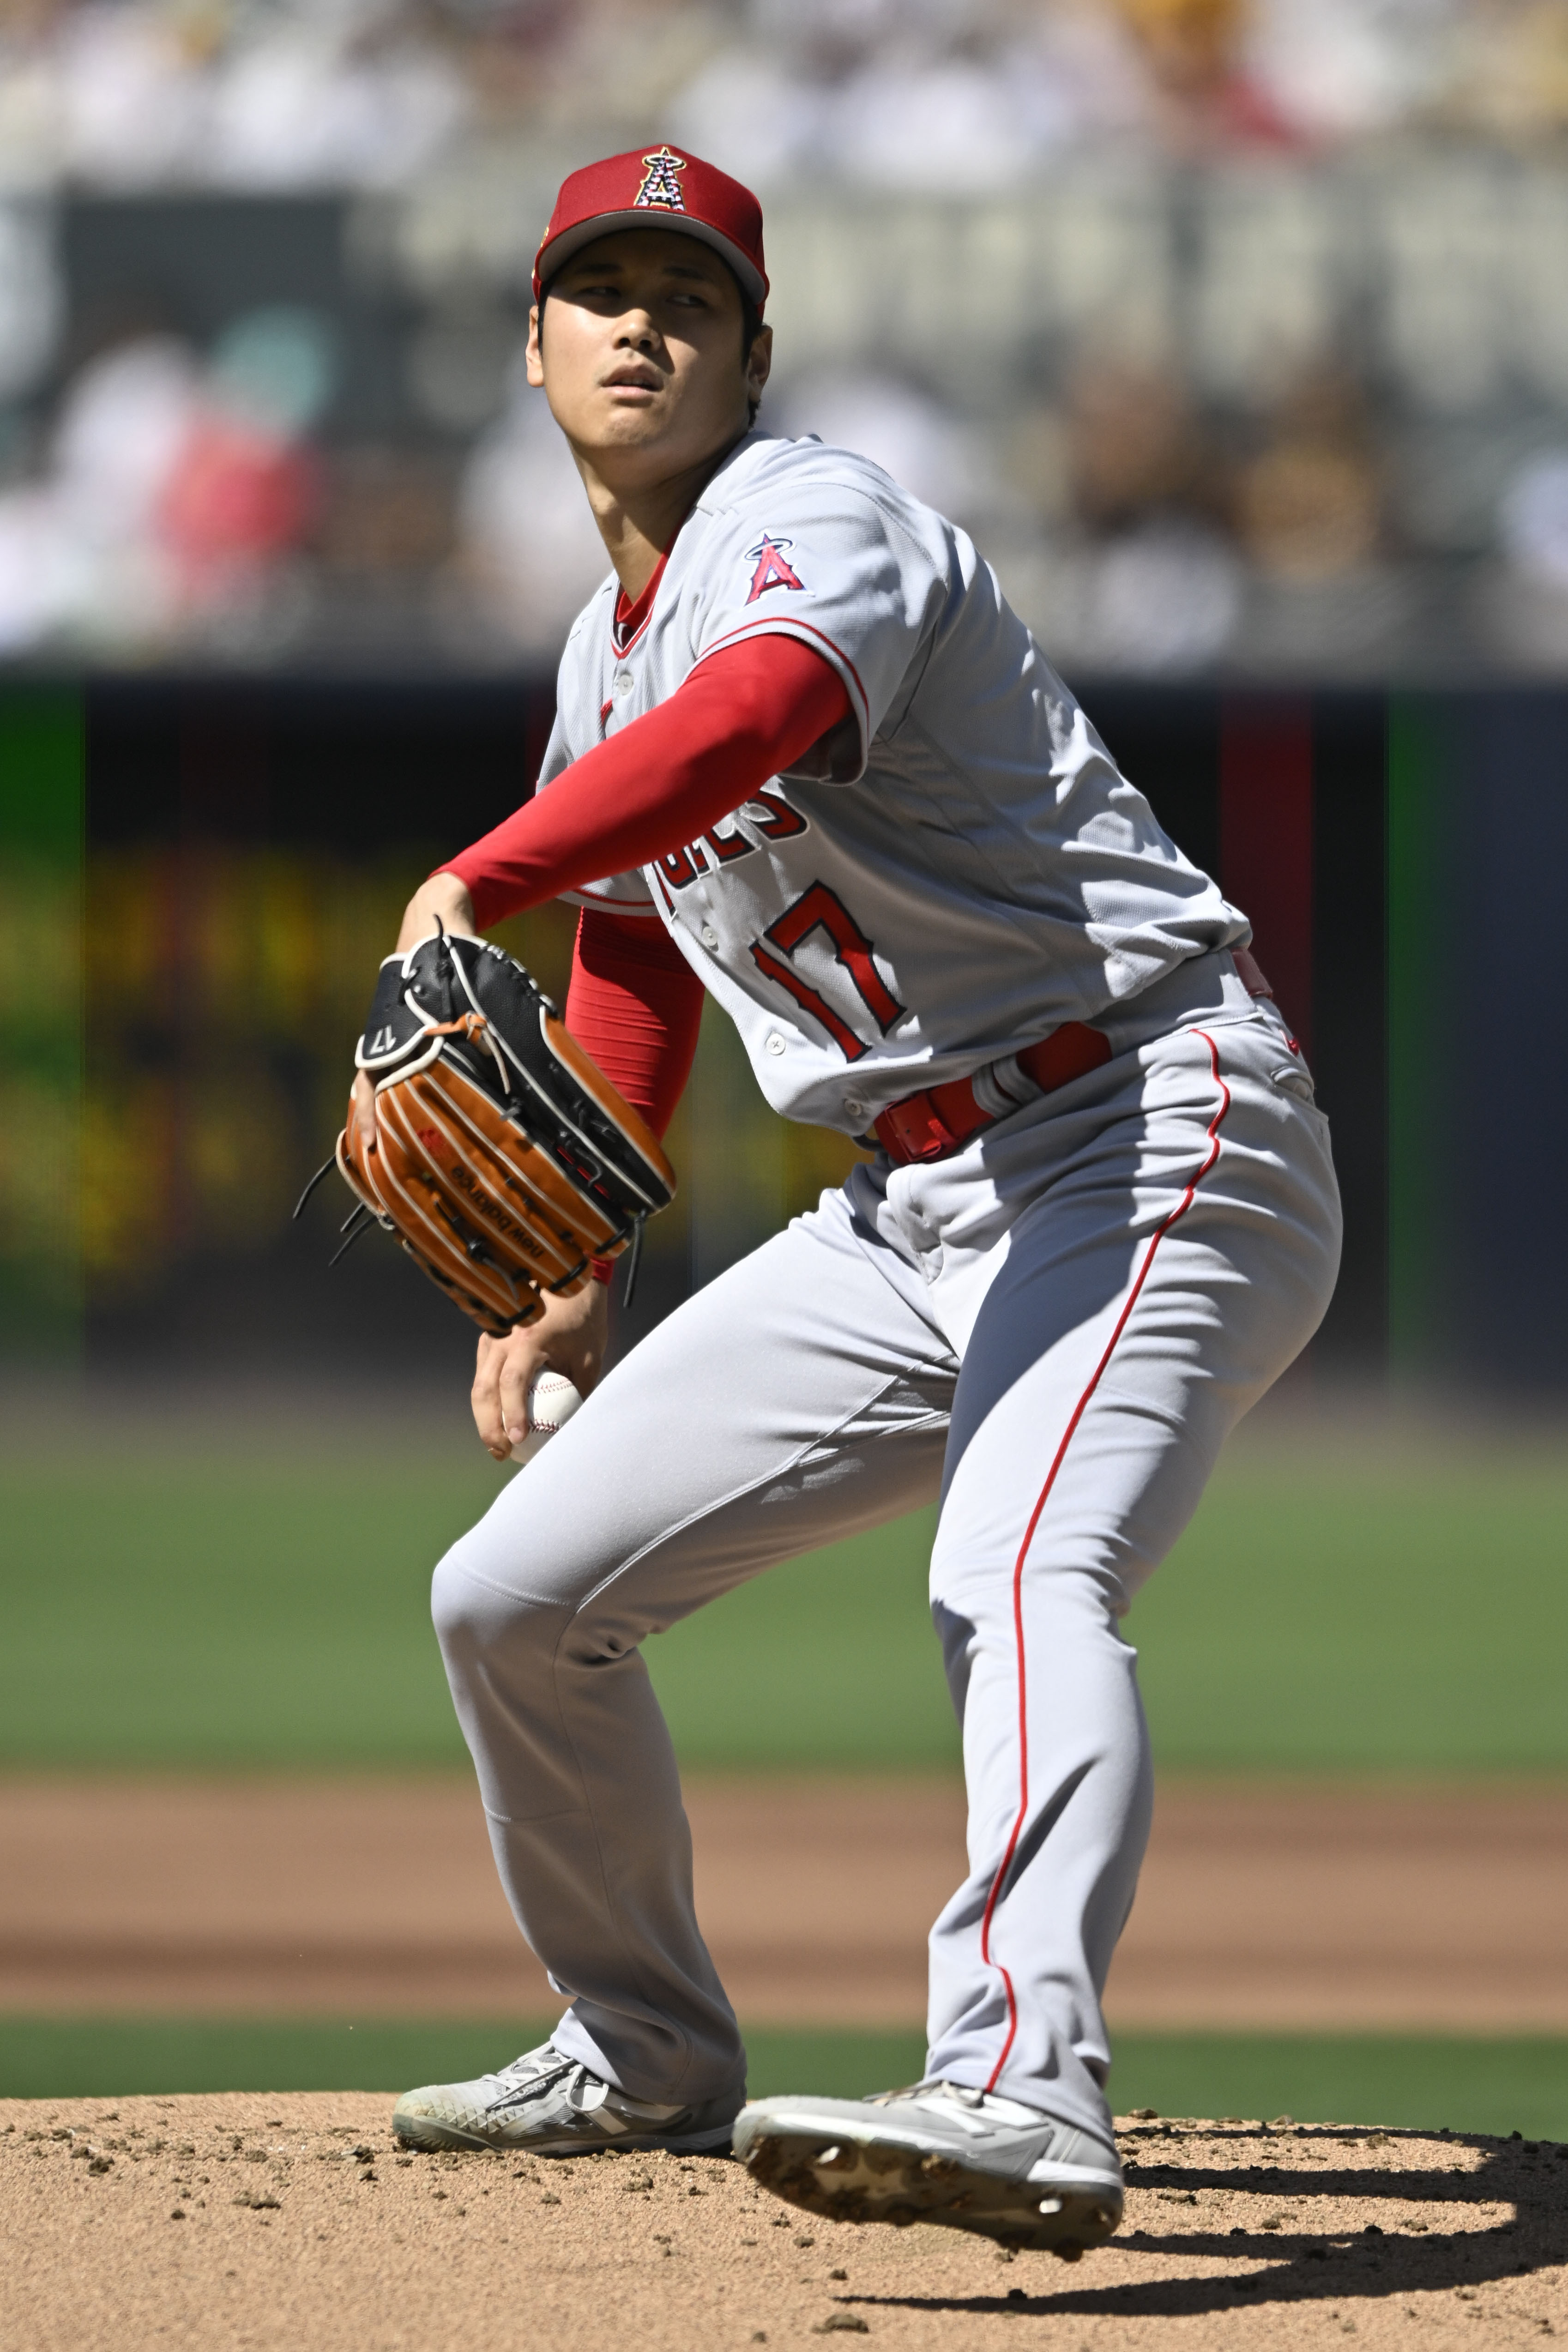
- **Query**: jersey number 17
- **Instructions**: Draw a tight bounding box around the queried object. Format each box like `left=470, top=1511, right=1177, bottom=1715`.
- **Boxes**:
left=750, top=882, right=905, bottom=1063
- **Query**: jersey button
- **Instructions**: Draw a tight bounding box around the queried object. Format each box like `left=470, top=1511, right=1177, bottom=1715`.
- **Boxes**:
left=612, top=669, right=633, bottom=698
left=765, top=1032, right=786, bottom=1056
left=843, top=1095, right=865, bottom=1121
left=700, top=924, right=719, bottom=950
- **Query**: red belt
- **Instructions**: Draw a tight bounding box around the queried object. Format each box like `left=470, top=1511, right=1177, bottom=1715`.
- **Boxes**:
left=873, top=1022, right=1113, bottom=1167
left=872, top=947, right=1274, bottom=1170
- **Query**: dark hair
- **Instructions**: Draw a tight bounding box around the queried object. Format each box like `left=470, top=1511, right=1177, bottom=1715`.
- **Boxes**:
left=539, top=249, right=765, bottom=419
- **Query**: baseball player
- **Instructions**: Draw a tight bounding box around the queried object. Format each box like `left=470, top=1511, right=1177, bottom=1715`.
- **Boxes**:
left=358, top=146, right=1342, bottom=2252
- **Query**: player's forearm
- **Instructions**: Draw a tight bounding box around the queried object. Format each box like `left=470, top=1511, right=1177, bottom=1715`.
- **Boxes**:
left=438, top=636, right=850, bottom=930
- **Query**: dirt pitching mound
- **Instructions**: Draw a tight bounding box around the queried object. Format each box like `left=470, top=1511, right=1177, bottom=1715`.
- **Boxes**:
left=2, top=2093, right=1564, bottom=2350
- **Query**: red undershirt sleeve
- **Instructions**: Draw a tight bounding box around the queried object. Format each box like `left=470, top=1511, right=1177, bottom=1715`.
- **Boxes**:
left=564, top=906, right=703, bottom=1143
left=440, top=633, right=853, bottom=929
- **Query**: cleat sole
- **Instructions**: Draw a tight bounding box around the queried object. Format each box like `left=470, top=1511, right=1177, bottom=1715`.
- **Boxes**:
left=735, top=2121, right=1122, bottom=2256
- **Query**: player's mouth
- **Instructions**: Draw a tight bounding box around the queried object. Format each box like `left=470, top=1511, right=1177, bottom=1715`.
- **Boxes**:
left=603, top=364, right=665, bottom=401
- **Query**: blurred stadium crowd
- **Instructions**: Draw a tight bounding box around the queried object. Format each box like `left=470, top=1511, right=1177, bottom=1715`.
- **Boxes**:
left=1, top=0, right=1568, bottom=675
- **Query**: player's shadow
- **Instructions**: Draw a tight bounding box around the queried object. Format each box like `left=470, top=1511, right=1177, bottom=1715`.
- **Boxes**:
left=835, top=2126, right=1568, bottom=2324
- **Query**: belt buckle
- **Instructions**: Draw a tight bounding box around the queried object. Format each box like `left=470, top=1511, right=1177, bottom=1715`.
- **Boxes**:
left=878, top=1091, right=955, bottom=1165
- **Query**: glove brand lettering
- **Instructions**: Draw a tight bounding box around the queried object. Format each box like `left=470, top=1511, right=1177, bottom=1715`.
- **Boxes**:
left=449, top=1163, right=537, bottom=1248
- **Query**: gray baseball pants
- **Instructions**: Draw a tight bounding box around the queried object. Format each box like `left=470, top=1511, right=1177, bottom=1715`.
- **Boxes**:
left=430, top=951, right=1342, bottom=2143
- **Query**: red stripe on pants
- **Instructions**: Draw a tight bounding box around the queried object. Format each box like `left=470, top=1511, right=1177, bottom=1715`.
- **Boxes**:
left=978, top=1030, right=1234, bottom=2094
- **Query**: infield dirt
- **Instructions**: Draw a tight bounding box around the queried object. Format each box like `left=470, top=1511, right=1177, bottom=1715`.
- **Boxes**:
left=4, top=1777, right=1567, bottom=2028
left=4, top=2093, right=1564, bottom=2351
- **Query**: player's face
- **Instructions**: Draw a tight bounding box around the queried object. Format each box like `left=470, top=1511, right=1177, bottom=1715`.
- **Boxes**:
left=527, top=229, right=771, bottom=483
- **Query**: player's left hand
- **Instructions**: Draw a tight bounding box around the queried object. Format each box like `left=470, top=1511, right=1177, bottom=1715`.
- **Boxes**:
left=349, top=874, right=482, bottom=1154
left=396, top=872, right=477, bottom=956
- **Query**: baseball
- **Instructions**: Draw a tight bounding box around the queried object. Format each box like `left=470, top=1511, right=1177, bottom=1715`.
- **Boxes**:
left=508, top=1370, right=585, bottom=1465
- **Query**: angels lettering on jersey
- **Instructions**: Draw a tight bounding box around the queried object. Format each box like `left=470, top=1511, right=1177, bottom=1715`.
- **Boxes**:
left=651, top=779, right=808, bottom=895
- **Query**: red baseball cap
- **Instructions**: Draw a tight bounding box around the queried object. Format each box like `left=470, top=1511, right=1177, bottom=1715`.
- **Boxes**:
left=532, top=145, right=768, bottom=310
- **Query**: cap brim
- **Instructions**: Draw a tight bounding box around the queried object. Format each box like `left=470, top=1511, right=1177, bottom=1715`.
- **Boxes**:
left=535, top=211, right=766, bottom=308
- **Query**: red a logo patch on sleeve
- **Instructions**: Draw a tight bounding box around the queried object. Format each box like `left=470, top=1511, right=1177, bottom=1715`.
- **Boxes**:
left=745, top=535, right=806, bottom=601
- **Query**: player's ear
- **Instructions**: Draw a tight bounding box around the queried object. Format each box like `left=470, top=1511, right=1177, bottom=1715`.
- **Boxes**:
left=525, top=303, right=545, bottom=390
left=746, top=323, right=773, bottom=404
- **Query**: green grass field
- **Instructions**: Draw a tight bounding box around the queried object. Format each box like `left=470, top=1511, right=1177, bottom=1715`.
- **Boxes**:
left=4, top=2018, right=1565, bottom=2138
left=1, top=1411, right=1564, bottom=1774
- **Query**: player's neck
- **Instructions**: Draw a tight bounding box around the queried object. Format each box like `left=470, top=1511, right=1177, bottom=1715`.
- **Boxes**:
left=575, top=432, right=746, bottom=600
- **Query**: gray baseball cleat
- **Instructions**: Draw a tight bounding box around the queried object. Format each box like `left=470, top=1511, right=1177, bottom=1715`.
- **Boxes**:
left=732, top=2079, right=1124, bottom=2257
left=392, top=2041, right=742, bottom=2156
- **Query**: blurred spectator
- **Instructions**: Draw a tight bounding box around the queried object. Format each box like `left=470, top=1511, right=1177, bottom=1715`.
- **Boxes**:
left=1435, top=0, right=1568, bottom=140
left=157, top=411, right=315, bottom=577
left=1012, top=513, right=1242, bottom=672
left=0, top=0, right=1562, bottom=197
left=0, top=0, right=1567, bottom=679
left=1233, top=372, right=1382, bottom=579
left=1499, top=449, right=1568, bottom=591
left=0, top=202, right=63, bottom=401
left=0, top=0, right=471, bottom=193
left=54, top=4, right=212, bottom=188
left=667, top=51, right=836, bottom=187
left=1084, top=518, right=1241, bottom=667
left=1115, top=0, right=1247, bottom=100
left=671, top=0, right=1159, bottom=186
left=0, top=308, right=332, bottom=655
left=406, top=299, right=524, bottom=435
left=831, top=54, right=1050, bottom=191
left=1001, top=404, right=1073, bottom=532
left=455, top=372, right=609, bottom=654
left=1484, top=443, right=1568, bottom=666
left=1241, top=0, right=1456, bottom=145
left=1065, top=358, right=1216, bottom=532
left=206, top=20, right=468, bottom=192
left=315, top=446, right=457, bottom=579
left=1110, top=0, right=1299, bottom=145
left=771, top=371, right=1000, bottom=527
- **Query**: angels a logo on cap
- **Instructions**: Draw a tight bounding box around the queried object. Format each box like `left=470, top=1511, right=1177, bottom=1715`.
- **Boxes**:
left=635, top=147, right=688, bottom=211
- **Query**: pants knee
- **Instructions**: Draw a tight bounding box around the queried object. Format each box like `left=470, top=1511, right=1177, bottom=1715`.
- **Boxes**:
left=430, top=1540, right=560, bottom=1686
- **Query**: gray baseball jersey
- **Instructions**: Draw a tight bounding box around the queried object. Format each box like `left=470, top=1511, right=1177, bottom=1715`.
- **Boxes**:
left=535, top=427, right=1249, bottom=1135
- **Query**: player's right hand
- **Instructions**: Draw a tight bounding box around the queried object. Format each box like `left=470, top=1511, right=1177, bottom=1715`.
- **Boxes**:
left=471, top=1279, right=610, bottom=1461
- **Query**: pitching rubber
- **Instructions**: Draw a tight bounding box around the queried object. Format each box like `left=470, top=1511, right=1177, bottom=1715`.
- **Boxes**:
left=733, top=2111, right=1124, bottom=2258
